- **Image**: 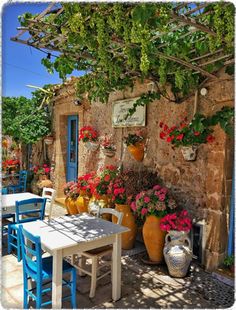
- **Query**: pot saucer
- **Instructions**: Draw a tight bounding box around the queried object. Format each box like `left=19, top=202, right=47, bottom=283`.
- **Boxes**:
left=141, top=253, right=164, bottom=265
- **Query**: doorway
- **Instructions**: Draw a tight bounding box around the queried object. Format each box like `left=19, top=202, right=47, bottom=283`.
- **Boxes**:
left=66, top=115, right=78, bottom=182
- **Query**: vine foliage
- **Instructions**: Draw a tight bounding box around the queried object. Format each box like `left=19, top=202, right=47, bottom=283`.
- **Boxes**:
left=16, top=3, right=234, bottom=113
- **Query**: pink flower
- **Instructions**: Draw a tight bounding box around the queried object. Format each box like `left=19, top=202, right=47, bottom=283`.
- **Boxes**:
left=159, top=194, right=165, bottom=201
left=144, top=196, right=150, bottom=203
left=153, top=185, right=161, bottom=191
left=141, top=208, right=148, bottom=216
left=130, top=202, right=136, bottom=211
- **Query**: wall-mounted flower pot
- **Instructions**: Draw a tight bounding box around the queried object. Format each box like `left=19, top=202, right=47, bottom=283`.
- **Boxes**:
left=84, top=141, right=99, bottom=151
left=102, top=148, right=116, bottom=157
left=44, top=136, right=54, bottom=145
left=181, top=145, right=198, bottom=161
left=127, top=142, right=144, bottom=161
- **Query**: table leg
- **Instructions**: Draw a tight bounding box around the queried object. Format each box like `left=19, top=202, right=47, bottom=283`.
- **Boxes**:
left=112, top=234, right=121, bottom=301
left=52, top=249, right=63, bottom=309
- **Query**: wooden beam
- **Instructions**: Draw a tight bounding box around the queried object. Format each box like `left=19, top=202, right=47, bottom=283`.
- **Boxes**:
left=199, top=54, right=233, bottom=67
left=156, top=51, right=219, bottom=79
left=191, top=49, right=224, bottom=62
left=170, top=12, right=217, bottom=36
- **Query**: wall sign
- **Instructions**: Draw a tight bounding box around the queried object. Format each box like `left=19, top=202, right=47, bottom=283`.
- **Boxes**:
left=112, top=97, right=146, bottom=127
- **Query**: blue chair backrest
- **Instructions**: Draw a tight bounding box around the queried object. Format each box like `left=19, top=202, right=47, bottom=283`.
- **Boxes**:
left=2, top=188, right=8, bottom=195
left=18, top=170, right=28, bottom=192
left=18, top=225, right=43, bottom=282
left=15, top=198, right=47, bottom=223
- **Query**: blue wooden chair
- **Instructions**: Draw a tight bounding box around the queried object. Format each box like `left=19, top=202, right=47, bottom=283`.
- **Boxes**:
left=18, top=225, right=77, bottom=308
left=2, top=188, right=15, bottom=241
left=8, top=198, right=47, bottom=262
left=8, top=170, right=28, bottom=193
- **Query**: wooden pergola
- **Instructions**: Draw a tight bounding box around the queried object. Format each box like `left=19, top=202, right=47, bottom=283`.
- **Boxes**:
left=11, top=2, right=234, bottom=82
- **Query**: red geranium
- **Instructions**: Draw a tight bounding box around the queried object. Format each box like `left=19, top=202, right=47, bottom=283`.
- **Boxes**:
left=159, top=114, right=214, bottom=147
left=79, top=126, right=98, bottom=142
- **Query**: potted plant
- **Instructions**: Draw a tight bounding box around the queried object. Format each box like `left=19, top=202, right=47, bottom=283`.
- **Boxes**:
left=63, top=181, right=79, bottom=215
left=44, top=135, right=54, bottom=145
left=159, top=114, right=214, bottom=161
left=76, top=171, right=96, bottom=213
left=124, top=130, right=145, bottom=161
left=223, top=255, right=234, bottom=273
left=160, top=210, right=193, bottom=277
left=100, top=134, right=116, bottom=157
left=108, top=176, right=137, bottom=250
left=79, top=125, right=99, bottom=151
left=89, top=165, right=119, bottom=218
left=131, top=184, right=178, bottom=263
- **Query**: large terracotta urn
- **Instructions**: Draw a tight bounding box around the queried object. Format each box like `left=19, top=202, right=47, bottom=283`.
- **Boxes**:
left=113, top=204, right=137, bottom=250
left=88, top=195, right=111, bottom=220
left=66, top=197, right=78, bottom=215
left=76, top=190, right=89, bottom=213
left=143, top=215, right=166, bottom=262
left=127, top=142, right=144, bottom=161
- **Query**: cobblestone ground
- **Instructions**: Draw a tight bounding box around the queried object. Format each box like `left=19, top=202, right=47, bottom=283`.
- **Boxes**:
left=1, top=203, right=235, bottom=309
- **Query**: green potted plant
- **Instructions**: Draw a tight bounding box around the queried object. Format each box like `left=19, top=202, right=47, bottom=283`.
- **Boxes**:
left=124, top=131, right=145, bottom=161
left=223, top=255, right=234, bottom=273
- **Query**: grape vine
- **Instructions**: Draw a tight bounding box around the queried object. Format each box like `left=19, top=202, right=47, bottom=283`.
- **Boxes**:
left=18, top=3, right=234, bottom=114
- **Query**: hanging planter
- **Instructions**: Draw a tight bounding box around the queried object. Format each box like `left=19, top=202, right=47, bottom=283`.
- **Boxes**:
left=44, top=135, right=54, bottom=145
left=181, top=145, right=198, bottom=161
left=127, top=142, right=144, bottom=161
left=84, top=141, right=100, bottom=151
left=102, top=148, right=116, bottom=157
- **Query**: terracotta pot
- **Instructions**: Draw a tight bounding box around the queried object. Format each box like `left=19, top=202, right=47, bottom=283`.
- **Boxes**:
left=143, top=215, right=166, bottom=263
left=66, top=197, right=78, bottom=215
left=76, top=190, right=89, bottom=213
left=127, top=142, right=144, bottom=161
left=88, top=195, right=111, bottom=220
left=113, top=204, right=137, bottom=250
left=39, top=174, right=48, bottom=181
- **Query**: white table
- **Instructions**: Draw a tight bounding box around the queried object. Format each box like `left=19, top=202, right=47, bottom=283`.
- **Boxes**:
left=21, top=213, right=129, bottom=308
left=2, top=192, right=42, bottom=215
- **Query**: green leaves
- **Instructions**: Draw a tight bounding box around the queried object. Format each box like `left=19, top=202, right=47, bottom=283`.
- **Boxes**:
left=2, top=89, right=53, bottom=144
left=18, top=3, right=234, bottom=111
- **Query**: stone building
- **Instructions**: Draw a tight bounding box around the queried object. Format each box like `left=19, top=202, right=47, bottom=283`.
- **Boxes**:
left=32, top=68, right=234, bottom=271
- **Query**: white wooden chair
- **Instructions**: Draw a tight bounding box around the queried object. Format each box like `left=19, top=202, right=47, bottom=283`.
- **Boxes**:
left=42, top=187, right=56, bottom=220
left=73, top=208, right=123, bottom=298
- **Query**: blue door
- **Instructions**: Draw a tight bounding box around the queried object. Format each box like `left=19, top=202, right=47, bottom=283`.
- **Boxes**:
left=66, top=115, right=78, bottom=182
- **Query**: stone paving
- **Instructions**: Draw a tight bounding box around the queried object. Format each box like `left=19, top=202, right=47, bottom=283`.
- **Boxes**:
left=1, top=203, right=235, bottom=309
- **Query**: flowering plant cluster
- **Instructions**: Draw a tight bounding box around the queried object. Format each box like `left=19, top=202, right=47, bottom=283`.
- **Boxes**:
left=77, top=171, right=96, bottom=196
left=159, top=114, right=214, bottom=147
left=90, top=165, right=119, bottom=199
left=101, top=134, right=116, bottom=151
left=160, top=210, right=192, bottom=232
left=131, top=184, right=177, bottom=219
left=108, top=176, right=129, bottom=205
left=63, top=181, right=79, bottom=199
left=124, top=131, right=144, bottom=146
left=32, top=163, right=51, bottom=175
left=2, top=159, right=20, bottom=168
left=79, top=126, right=98, bottom=142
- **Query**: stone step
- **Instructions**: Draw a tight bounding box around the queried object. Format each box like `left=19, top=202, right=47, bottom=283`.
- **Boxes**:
left=55, top=197, right=67, bottom=208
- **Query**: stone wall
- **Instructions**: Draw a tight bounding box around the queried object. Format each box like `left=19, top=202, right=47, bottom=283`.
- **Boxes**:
left=49, top=70, right=234, bottom=270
